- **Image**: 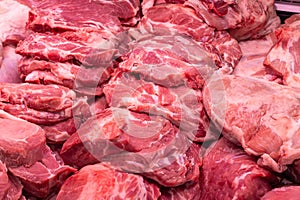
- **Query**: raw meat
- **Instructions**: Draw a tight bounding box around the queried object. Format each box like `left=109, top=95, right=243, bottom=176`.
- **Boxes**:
left=0, top=110, right=46, bottom=167
left=139, top=4, right=241, bottom=70
left=0, top=0, right=30, bottom=44
left=120, top=33, right=216, bottom=89
left=103, top=70, right=209, bottom=142
left=18, top=58, right=114, bottom=96
left=0, top=46, right=22, bottom=83
left=203, top=74, right=300, bottom=173
left=56, top=163, right=161, bottom=200
left=9, top=146, right=76, bottom=198
left=233, top=34, right=281, bottom=82
left=159, top=180, right=200, bottom=200
left=0, top=82, right=90, bottom=125
left=21, top=0, right=140, bottom=32
left=261, top=186, right=300, bottom=200
left=60, top=108, right=200, bottom=186
left=264, top=14, right=300, bottom=88
left=0, top=160, right=23, bottom=200
left=200, top=137, right=278, bottom=200
left=16, top=32, right=119, bottom=68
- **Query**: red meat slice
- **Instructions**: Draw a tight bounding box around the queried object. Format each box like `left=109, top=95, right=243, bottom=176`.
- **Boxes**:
left=200, top=137, right=278, bottom=200
left=0, top=111, right=46, bottom=167
left=9, top=146, right=76, bottom=199
left=56, top=163, right=161, bottom=200
left=261, top=186, right=300, bottom=200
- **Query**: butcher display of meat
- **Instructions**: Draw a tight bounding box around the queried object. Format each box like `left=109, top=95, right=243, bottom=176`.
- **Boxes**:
left=1, top=0, right=300, bottom=199
left=200, top=137, right=278, bottom=200
left=203, top=74, right=300, bottom=173
left=56, top=162, right=161, bottom=200
left=264, top=14, right=300, bottom=88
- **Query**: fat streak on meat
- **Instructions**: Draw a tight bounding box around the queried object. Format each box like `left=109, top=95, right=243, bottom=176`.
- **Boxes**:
left=203, top=74, right=300, bottom=173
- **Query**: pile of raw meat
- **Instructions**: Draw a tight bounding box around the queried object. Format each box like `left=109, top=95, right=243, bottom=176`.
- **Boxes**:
left=0, top=0, right=300, bottom=199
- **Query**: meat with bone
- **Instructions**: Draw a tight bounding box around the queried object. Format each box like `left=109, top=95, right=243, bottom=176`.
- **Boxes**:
left=264, top=14, right=300, bottom=88
left=16, top=32, right=119, bottom=68
left=0, top=160, right=23, bottom=200
left=9, top=145, right=76, bottom=199
left=0, top=111, right=46, bottom=167
left=21, top=0, right=140, bottom=32
left=103, top=70, right=209, bottom=142
left=60, top=107, right=201, bottom=186
left=139, top=4, right=242, bottom=70
left=56, top=163, right=161, bottom=200
left=200, top=137, right=278, bottom=200
left=203, top=74, right=300, bottom=173
left=261, top=186, right=300, bottom=200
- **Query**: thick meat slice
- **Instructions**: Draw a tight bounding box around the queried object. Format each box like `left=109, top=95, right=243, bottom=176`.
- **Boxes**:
left=103, top=70, right=209, bottom=142
left=22, top=0, right=140, bottom=31
left=18, top=58, right=114, bottom=96
left=16, top=32, right=118, bottom=68
left=264, top=14, right=300, bottom=88
left=61, top=108, right=200, bottom=186
left=203, top=74, right=300, bottom=172
left=261, top=186, right=300, bottom=200
left=0, top=46, right=22, bottom=83
left=0, top=0, right=30, bottom=44
left=120, top=33, right=215, bottom=89
left=200, top=137, right=278, bottom=200
left=233, top=34, right=280, bottom=82
left=0, top=83, right=84, bottom=125
left=0, top=161, right=23, bottom=200
left=139, top=4, right=241, bottom=70
left=9, top=146, right=76, bottom=199
left=56, top=163, right=160, bottom=200
left=0, top=111, right=46, bottom=167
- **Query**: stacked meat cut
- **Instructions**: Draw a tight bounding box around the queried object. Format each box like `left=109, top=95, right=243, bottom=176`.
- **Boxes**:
left=1, top=0, right=300, bottom=199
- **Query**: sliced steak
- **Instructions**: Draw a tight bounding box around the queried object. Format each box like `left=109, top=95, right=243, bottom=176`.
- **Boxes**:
left=139, top=4, right=241, bottom=70
left=22, top=0, right=140, bottom=32
left=261, top=186, right=300, bottom=200
left=0, top=111, right=46, bottom=167
left=103, top=70, right=209, bottom=142
left=56, top=163, right=160, bottom=200
left=264, top=14, right=300, bottom=88
left=159, top=180, right=200, bottom=200
left=9, top=145, right=76, bottom=199
left=203, top=74, right=300, bottom=173
left=0, top=161, right=23, bottom=200
left=200, top=137, right=278, bottom=200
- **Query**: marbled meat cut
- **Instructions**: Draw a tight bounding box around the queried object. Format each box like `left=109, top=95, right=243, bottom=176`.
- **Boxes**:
left=203, top=74, right=300, bottom=173
left=56, top=163, right=161, bottom=200
left=200, top=137, right=278, bottom=200
left=9, top=146, right=76, bottom=198
left=264, top=14, right=300, bottom=88
left=139, top=4, right=242, bottom=70
left=0, top=160, right=23, bottom=200
left=16, top=32, right=119, bottom=68
left=103, top=70, right=209, bottom=142
left=22, top=0, right=140, bottom=32
left=261, top=186, right=300, bottom=200
left=60, top=107, right=201, bottom=187
left=0, top=111, right=46, bottom=167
